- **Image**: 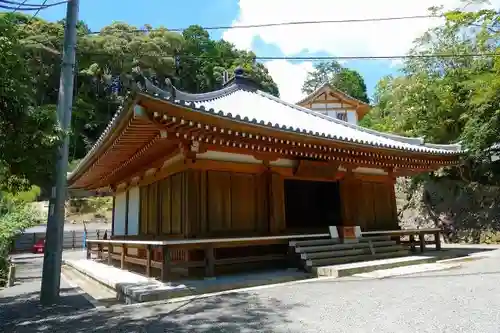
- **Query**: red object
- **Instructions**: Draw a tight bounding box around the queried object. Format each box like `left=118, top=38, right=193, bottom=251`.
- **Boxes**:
left=32, top=238, right=45, bottom=254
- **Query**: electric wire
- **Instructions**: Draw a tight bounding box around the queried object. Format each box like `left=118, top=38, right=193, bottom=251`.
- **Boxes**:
left=74, top=49, right=500, bottom=61
left=5, top=0, right=28, bottom=12
left=87, top=14, right=445, bottom=34
left=0, top=0, right=67, bottom=11
left=31, top=0, right=49, bottom=19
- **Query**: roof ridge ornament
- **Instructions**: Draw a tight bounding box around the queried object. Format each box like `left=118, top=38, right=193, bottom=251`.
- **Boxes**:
left=122, top=65, right=176, bottom=100
left=231, top=66, right=260, bottom=91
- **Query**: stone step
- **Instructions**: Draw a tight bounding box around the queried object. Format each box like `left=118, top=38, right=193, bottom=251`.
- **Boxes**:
left=290, top=238, right=340, bottom=247
left=295, top=240, right=397, bottom=254
left=360, top=235, right=393, bottom=242
left=301, top=248, right=365, bottom=260
left=61, top=265, right=120, bottom=307
left=300, top=245, right=405, bottom=260
left=306, top=250, right=410, bottom=268
left=290, top=235, right=393, bottom=248
left=313, top=255, right=437, bottom=277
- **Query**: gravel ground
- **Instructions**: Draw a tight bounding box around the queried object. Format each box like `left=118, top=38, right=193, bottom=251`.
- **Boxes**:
left=1, top=248, right=500, bottom=333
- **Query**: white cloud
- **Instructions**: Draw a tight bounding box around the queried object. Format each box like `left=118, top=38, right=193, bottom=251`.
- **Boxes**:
left=224, top=0, right=499, bottom=101
left=264, top=60, right=314, bottom=102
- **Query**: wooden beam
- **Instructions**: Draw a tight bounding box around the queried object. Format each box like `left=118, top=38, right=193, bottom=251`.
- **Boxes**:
left=294, top=160, right=340, bottom=180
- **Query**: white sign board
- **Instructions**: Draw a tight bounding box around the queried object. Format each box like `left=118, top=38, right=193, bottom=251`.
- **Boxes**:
left=329, top=226, right=340, bottom=240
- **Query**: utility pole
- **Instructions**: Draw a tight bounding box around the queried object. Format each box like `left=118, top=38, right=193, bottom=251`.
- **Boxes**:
left=40, top=0, right=80, bottom=305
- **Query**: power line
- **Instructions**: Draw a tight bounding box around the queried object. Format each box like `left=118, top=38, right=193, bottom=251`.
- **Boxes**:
left=74, top=50, right=500, bottom=61
left=2, top=0, right=48, bottom=6
left=31, top=0, right=49, bottom=19
left=0, top=0, right=67, bottom=11
left=87, top=14, right=444, bottom=34
left=5, top=0, right=27, bottom=12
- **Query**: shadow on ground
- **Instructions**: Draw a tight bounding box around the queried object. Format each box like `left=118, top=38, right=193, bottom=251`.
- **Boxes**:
left=0, top=288, right=302, bottom=332
left=425, top=245, right=497, bottom=259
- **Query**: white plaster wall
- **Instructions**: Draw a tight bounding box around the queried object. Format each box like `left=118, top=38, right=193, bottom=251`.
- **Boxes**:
left=347, top=111, right=358, bottom=125
left=113, top=192, right=127, bottom=236
left=127, top=187, right=140, bottom=236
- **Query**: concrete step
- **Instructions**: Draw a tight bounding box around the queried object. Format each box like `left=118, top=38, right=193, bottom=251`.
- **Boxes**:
left=295, top=240, right=397, bottom=254
left=290, top=238, right=340, bottom=247
left=313, top=255, right=437, bottom=277
left=301, top=248, right=366, bottom=260
left=359, top=235, right=392, bottom=242
left=301, top=245, right=405, bottom=260
left=290, top=235, right=394, bottom=248
left=306, top=250, right=410, bottom=268
left=61, top=265, right=120, bottom=307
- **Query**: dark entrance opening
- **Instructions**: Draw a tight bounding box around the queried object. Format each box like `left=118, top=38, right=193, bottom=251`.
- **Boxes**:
left=284, top=179, right=342, bottom=230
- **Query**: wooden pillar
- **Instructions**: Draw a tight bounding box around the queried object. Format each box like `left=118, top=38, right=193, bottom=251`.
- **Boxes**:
left=120, top=244, right=126, bottom=269
left=161, top=245, right=170, bottom=281
left=339, top=170, right=355, bottom=227
left=124, top=190, right=129, bottom=236
left=419, top=231, right=426, bottom=252
left=388, top=174, right=398, bottom=229
left=183, top=170, right=201, bottom=238
left=409, top=234, right=416, bottom=252
left=107, top=243, right=113, bottom=265
left=204, top=245, right=215, bottom=277
left=435, top=231, right=442, bottom=250
left=111, top=195, right=116, bottom=237
left=146, top=245, right=152, bottom=277
left=256, top=172, right=269, bottom=233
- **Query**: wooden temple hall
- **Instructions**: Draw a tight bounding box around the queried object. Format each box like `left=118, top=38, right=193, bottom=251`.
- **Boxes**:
left=71, top=67, right=462, bottom=279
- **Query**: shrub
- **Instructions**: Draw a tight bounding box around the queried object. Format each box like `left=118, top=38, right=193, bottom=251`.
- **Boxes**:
left=0, top=199, right=42, bottom=286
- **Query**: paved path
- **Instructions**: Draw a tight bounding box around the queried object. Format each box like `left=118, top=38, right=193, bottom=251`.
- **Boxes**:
left=0, top=250, right=94, bottom=333
left=2, top=248, right=500, bottom=332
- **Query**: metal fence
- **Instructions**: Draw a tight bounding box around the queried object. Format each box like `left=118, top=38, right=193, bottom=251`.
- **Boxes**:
left=12, top=229, right=111, bottom=253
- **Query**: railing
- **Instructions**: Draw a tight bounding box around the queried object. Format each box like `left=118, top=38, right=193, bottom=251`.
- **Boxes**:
left=85, top=233, right=328, bottom=280
left=362, top=228, right=442, bottom=252
left=12, top=228, right=110, bottom=253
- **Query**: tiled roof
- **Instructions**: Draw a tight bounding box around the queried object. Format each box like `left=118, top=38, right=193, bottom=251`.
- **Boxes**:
left=296, top=82, right=371, bottom=106
left=146, top=68, right=461, bottom=155
left=69, top=68, right=462, bottom=183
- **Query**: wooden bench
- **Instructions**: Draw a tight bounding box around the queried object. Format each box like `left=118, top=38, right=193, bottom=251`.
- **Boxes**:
left=85, top=233, right=328, bottom=280
left=362, top=228, right=441, bottom=252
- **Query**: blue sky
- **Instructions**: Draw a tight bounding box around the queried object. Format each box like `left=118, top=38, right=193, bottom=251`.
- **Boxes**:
left=8, top=0, right=418, bottom=102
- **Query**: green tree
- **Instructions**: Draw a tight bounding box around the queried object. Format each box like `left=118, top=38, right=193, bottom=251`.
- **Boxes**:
left=301, top=60, right=369, bottom=103
left=0, top=13, right=61, bottom=192
left=1, top=15, right=281, bottom=193
left=363, top=7, right=499, bottom=181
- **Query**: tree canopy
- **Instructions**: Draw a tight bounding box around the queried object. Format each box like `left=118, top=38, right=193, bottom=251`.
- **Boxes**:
left=0, top=14, right=279, bottom=192
left=361, top=7, right=500, bottom=182
left=301, top=60, right=369, bottom=103
left=362, top=8, right=499, bottom=151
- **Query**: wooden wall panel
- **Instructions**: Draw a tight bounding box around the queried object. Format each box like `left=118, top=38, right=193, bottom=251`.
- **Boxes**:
left=138, top=172, right=186, bottom=237
left=256, top=173, right=269, bottom=233
left=159, top=178, right=172, bottom=234
left=147, top=182, right=158, bottom=234
left=230, top=173, right=256, bottom=231
left=362, top=182, right=376, bottom=230
left=341, top=178, right=398, bottom=231
left=139, top=186, right=148, bottom=235
left=184, top=169, right=200, bottom=237
left=206, top=171, right=231, bottom=232
left=199, top=170, right=208, bottom=235
left=190, top=170, right=269, bottom=236
left=171, top=173, right=183, bottom=234
left=373, top=182, right=397, bottom=230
